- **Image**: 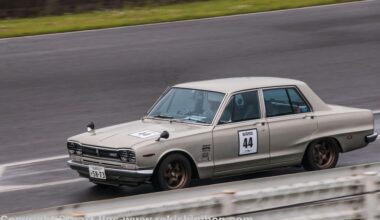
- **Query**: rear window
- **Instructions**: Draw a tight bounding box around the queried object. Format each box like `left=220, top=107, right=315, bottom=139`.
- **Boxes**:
left=287, top=88, right=311, bottom=114
left=263, top=87, right=310, bottom=117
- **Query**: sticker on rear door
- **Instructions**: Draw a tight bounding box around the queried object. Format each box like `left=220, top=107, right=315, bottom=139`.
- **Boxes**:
left=238, top=129, right=258, bottom=155
left=130, top=130, right=160, bottom=139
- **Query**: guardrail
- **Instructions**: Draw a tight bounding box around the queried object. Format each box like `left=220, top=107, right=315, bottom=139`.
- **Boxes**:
left=5, top=163, right=380, bottom=220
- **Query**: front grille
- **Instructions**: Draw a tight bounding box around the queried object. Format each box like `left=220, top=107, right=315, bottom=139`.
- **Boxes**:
left=99, top=148, right=119, bottom=159
left=82, top=146, right=119, bottom=160
left=68, top=141, right=135, bottom=164
left=82, top=146, right=97, bottom=156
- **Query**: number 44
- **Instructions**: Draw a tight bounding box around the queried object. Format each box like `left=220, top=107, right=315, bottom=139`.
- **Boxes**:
left=243, top=137, right=253, bottom=148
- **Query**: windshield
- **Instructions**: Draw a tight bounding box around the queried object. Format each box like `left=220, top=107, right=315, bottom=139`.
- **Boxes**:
left=148, top=88, right=225, bottom=124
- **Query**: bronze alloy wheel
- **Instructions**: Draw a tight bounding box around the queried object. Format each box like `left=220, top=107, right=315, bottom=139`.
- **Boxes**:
left=303, top=138, right=340, bottom=171
left=153, top=153, right=192, bottom=190
left=312, top=140, right=337, bottom=169
left=164, top=160, right=188, bottom=189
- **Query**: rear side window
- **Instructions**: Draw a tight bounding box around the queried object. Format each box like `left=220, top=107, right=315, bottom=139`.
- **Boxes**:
left=287, top=88, right=311, bottom=113
left=264, top=87, right=310, bottom=117
left=219, top=91, right=261, bottom=124
left=263, top=89, right=293, bottom=117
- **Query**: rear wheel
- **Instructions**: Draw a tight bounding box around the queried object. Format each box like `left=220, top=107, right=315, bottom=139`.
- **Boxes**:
left=302, top=138, right=339, bottom=171
left=152, top=153, right=192, bottom=191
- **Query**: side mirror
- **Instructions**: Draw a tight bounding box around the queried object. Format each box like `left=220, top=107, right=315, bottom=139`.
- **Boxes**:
left=87, top=122, right=95, bottom=132
left=156, top=130, right=169, bottom=141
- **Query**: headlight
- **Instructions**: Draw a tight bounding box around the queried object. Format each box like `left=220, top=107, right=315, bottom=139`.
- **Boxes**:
left=75, top=144, right=82, bottom=155
left=67, top=142, right=82, bottom=156
left=119, top=150, right=136, bottom=163
left=67, top=142, right=76, bottom=154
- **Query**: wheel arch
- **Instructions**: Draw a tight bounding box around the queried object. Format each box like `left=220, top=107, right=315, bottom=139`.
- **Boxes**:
left=304, top=136, right=343, bottom=157
left=153, top=149, right=200, bottom=180
left=331, top=137, right=343, bottom=153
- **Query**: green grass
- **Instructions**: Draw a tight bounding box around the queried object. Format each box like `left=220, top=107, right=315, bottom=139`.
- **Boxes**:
left=0, top=0, right=357, bottom=38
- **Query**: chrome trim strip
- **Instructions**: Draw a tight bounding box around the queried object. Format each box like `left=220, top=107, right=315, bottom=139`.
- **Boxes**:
left=81, top=154, right=122, bottom=162
left=67, top=141, right=133, bottom=151
left=67, top=160, right=153, bottom=175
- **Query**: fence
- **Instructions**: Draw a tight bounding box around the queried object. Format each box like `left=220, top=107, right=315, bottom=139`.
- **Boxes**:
left=5, top=162, right=380, bottom=220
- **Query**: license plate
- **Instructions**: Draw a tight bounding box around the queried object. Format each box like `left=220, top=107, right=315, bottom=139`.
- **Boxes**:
left=89, top=165, right=106, bottom=180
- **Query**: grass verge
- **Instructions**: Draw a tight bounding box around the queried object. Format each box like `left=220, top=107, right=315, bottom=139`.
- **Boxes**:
left=0, top=0, right=357, bottom=39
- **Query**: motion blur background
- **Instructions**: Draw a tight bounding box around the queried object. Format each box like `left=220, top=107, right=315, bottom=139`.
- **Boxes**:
left=0, top=0, right=198, bottom=18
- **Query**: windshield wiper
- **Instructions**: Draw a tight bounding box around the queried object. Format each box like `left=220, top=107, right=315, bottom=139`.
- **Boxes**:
left=152, top=114, right=174, bottom=119
left=182, top=117, right=207, bottom=124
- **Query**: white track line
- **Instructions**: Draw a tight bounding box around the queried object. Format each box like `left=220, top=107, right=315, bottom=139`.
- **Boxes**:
left=0, top=0, right=372, bottom=41
left=0, top=167, right=4, bottom=179
left=2, top=168, right=71, bottom=180
left=0, top=155, right=68, bottom=168
left=373, top=110, right=380, bottom=115
left=0, top=178, right=86, bottom=193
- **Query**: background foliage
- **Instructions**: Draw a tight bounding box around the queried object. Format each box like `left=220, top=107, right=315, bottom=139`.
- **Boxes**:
left=0, top=0, right=198, bottom=18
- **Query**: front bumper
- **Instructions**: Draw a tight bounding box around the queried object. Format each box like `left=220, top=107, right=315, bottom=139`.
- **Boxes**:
left=67, top=160, right=153, bottom=186
left=365, top=132, right=378, bottom=143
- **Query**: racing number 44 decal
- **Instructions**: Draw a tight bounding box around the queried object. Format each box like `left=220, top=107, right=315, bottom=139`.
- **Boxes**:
left=238, top=129, right=258, bottom=155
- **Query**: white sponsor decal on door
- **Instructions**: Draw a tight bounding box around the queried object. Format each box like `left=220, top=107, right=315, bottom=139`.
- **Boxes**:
left=238, top=129, right=258, bottom=155
left=130, top=130, right=160, bottom=139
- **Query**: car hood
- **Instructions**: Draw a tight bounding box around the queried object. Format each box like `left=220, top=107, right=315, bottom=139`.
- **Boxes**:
left=68, top=119, right=208, bottom=149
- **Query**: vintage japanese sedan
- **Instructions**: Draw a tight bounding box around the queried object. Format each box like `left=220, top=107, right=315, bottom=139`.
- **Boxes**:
left=67, top=77, right=377, bottom=190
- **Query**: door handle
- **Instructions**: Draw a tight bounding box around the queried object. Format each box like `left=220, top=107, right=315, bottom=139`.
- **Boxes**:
left=253, top=121, right=266, bottom=126
left=303, top=115, right=314, bottom=119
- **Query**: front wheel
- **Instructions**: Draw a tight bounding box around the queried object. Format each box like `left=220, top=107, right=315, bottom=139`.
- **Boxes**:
left=152, top=153, right=192, bottom=191
left=302, top=138, right=340, bottom=171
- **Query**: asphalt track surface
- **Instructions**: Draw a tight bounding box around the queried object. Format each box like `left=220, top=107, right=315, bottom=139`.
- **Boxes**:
left=1, top=0, right=380, bottom=214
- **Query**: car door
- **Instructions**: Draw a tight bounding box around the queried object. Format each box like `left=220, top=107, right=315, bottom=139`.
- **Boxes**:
left=212, top=90, right=270, bottom=176
left=263, top=87, right=317, bottom=164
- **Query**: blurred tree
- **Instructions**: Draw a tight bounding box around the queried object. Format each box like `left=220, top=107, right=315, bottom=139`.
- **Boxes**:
left=0, top=0, right=198, bottom=18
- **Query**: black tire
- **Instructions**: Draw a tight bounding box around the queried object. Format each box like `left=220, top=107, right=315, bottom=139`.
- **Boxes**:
left=302, top=138, right=340, bottom=171
left=152, top=153, right=192, bottom=191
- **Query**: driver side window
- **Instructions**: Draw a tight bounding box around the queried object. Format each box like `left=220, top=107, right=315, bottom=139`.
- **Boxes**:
left=219, top=91, right=261, bottom=124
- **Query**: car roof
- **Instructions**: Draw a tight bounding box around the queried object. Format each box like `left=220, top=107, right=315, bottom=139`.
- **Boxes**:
left=174, top=77, right=305, bottom=94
